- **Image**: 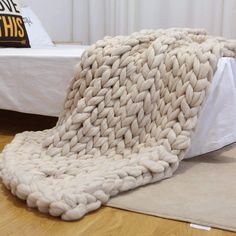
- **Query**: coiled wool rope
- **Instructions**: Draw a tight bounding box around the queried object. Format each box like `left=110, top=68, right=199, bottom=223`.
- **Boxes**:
left=0, top=29, right=235, bottom=221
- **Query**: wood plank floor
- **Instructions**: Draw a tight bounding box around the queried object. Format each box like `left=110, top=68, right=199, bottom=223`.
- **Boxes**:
left=0, top=109, right=235, bottom=236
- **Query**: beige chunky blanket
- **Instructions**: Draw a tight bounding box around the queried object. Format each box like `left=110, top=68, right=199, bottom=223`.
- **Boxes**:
left=0, top=29, right=235, bottom=221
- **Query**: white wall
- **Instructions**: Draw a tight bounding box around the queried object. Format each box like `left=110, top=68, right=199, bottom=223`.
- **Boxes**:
left=23, top=0, right=73, bottom=42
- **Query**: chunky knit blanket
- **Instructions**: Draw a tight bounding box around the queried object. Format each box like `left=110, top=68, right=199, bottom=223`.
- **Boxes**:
left=0, top=29, right=235, bottom=221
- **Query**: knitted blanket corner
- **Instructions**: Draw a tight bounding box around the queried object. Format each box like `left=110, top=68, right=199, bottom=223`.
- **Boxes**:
left=0, top=28, right=235, bottom=221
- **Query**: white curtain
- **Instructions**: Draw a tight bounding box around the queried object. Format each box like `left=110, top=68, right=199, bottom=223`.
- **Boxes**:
left=25, top=0, right=73, bottom=41
left=73, top=0, right=236, bottom=45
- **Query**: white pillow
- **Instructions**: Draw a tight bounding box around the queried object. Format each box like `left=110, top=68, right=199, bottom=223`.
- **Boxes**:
left=20, top=0, right=28, bottom=7
left=21, top=6, right=54, bottom=48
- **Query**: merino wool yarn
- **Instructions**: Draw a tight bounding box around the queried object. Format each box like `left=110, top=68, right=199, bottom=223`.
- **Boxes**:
left=0, top=29, right=235, bottom=221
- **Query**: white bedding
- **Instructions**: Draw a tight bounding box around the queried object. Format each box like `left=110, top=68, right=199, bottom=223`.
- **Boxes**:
left=0, top=46, right=235, bottom=158
left=186, top=58, right=236, bottom=158
left=0, top=45, right=88, bottom=116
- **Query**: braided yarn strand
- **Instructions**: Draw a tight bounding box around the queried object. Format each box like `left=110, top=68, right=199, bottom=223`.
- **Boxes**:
left=0, top=29, right=235, bottom=221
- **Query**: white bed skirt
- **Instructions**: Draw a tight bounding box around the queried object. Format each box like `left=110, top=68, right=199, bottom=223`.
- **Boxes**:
left=0, top=46, right=235, bottom=158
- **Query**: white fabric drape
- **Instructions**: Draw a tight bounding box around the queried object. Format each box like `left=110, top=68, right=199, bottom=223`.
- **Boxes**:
left=73, top=0, right=236, bottom=44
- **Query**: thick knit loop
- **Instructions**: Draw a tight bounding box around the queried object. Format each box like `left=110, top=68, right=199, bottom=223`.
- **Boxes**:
left=0, top=28, right=235, bottom=221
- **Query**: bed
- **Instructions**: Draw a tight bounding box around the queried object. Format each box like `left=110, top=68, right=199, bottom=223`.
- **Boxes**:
left=186, top=57, right=236, bottom=158
left=0, top=44, right=88, bottom=117
left=0, top=45, right=236, bottom=158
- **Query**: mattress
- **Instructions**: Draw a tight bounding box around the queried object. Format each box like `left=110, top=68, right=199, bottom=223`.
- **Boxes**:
left=0, top=44, right=88, bottom=117
left=0, top=46, right=235, bottom=158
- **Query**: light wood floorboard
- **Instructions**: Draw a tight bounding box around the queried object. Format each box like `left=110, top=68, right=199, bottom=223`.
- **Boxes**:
left=0, top=109, right=235, bottom=236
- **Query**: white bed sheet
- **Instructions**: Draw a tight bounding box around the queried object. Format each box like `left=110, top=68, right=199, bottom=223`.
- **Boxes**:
left=0, top=46, right=235, bottom=158
left=0, top=45, right=88, bottom=116
left=186, top=58, right=236, bottom=158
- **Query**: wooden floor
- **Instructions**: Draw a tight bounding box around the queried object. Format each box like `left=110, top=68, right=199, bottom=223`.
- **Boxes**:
left=0, top=109, right=235, bottom=236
